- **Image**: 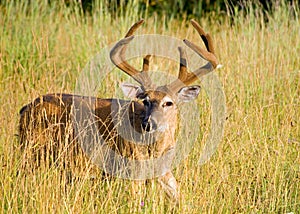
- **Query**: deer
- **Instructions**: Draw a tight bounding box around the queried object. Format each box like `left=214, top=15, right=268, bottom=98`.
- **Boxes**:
left=19, top=19, right=219, bottom=203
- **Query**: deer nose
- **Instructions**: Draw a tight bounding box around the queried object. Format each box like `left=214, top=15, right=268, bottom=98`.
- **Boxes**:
left=142, top=118, right=157, bottom=132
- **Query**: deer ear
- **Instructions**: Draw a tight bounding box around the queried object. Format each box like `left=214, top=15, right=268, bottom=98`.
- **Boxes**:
left=120, top=83, right=143, bottom=98
left=177, top=85, right=201, bottom=102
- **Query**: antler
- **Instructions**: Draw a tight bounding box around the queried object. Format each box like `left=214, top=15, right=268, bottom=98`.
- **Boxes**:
left=110, top=19, right=153, bottom=89
left=168, top=19, right=220, bottom=92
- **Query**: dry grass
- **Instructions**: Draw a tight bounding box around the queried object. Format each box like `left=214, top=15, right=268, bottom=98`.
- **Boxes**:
left=0, top=1, right=299, bottom=213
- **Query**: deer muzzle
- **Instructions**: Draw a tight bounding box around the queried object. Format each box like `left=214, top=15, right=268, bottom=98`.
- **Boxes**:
left=142, top=117, right=157, bottom=132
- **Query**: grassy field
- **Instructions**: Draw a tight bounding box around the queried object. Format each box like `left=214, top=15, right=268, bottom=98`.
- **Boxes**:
left=0, top=1, right=299, bottom=213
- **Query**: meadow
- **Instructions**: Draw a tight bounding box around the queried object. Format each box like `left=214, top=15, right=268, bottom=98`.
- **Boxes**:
left=0, top=1, right=299, bottom=213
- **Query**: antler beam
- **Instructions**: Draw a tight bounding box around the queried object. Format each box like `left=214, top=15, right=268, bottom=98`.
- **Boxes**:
left=110, top=19, right=153, bottom=89
left=168, top=19, right=220, bottom=92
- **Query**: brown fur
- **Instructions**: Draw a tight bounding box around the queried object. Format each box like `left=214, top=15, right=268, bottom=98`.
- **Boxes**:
left=19, top=92, right=180, bottom=201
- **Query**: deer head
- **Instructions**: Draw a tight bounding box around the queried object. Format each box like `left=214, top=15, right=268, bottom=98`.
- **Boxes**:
left=110, top=19, right=219, bottom=135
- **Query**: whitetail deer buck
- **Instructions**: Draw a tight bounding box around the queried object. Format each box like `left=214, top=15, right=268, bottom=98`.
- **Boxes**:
left=19, top=19, right=219, bottom=202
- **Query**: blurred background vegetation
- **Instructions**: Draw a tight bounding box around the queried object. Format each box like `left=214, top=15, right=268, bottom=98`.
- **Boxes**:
left=1, top=0, right=298, bottom=21
left=76, top=0, right=297, bottom=20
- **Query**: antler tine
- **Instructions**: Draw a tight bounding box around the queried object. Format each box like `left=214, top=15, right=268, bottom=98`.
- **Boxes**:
left=143, top=55, right=151, bottom=72
left=178, top=47, right=197, bottom=85
left=141, top=54, right=153, bottom=89
left=110, top=19, right=153, bottom=88
left=125, top=19, right=144, bottom=37
left=178, top=47, right=187, bottom=78
left=190, top=20, right=215, bottom=54
left=168, top=19, right=219, bottom=92
left=184, top=19, right=218, bottom=68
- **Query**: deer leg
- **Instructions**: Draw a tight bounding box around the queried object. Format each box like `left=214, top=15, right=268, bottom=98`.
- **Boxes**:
left=157, top=171, right=179, bottom=203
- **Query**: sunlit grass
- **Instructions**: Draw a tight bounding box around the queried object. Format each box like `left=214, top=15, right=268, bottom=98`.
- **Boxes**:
left=0, top=0, right=299, bottom=213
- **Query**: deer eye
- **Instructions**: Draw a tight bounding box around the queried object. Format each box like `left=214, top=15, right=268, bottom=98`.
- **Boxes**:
left=163, top=101, right=173, bottom=108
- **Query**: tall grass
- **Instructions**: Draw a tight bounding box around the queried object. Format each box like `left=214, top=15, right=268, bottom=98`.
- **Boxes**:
left=0, top=0, right=299, bottom=213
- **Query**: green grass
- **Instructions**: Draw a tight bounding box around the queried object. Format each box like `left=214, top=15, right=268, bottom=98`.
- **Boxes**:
left=1, top=0, right=299, bottom=213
